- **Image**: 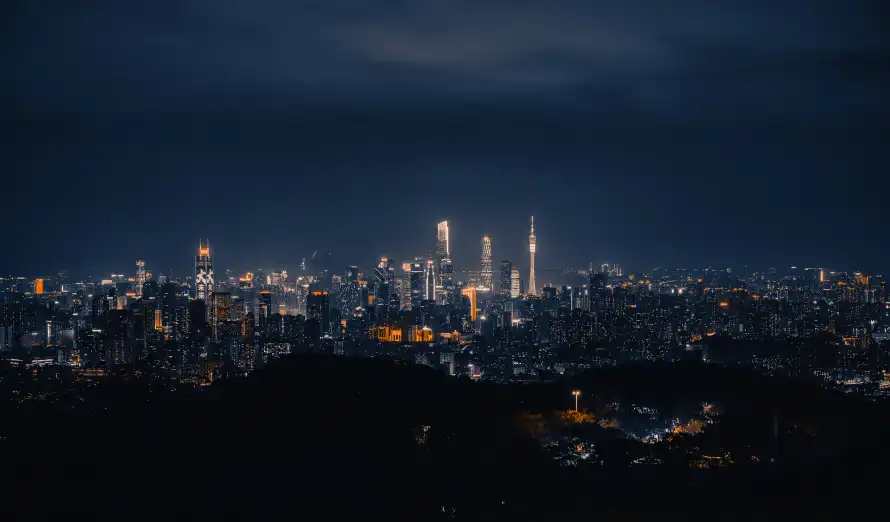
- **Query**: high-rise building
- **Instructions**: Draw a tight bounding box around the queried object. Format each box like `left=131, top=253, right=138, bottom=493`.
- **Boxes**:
left=270, top=270, right=283, bottom=291
left=436, top=221, right=453, bottom=305
left=528, top=216, right=537, bottom=296
left=400, top=260, right=425, bottom=311
left=424, top=257, right=436, bottom=301
left=375, top=258, right=394, bottom=285
left=499, top=260, right=512, bottom=297
left=142, top=280, right=160, bottom=300
left=195, top=239, right=214, bottom=322
left=195, top=239, right=214, bottom=302
left=436, top=221, right=450, bottom=258
left=480, top=236, right=493, bottom=291
left=400, top=264, right=412, bottom=311
left=258, top=290, right=273, bottom=320
left=212, top=292, right=232, bottom=341
left=437, top=258, right=454, bottom=305
left=511, top=269, right=520, bottom=298
left=135, top=260, right=146, bottom=297
left=461, top=286, right=477, bottom=321
left=373, top=257, right=395, bottom=320
left=307, top=290, right=331, bottom=336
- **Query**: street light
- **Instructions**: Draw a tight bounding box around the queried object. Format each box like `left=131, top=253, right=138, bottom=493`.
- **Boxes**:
left=571, top=390, right=581, bottom=411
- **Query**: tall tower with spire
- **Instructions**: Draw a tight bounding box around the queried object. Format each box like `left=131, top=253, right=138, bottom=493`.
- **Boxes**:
left=528, top=216, right=537, bottom=296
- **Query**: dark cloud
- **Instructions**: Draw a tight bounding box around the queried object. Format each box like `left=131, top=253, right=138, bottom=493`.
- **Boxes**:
left=3, top=0, right=889, bottom=276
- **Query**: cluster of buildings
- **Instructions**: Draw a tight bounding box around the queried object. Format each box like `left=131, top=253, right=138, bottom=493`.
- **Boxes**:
left=3, top=220, right=890, bottom=395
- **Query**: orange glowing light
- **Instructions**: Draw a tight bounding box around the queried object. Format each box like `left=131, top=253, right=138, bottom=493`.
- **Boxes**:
left=461, top=287, right=477, bottom=321
left=34, top=278, right=44, bottom=294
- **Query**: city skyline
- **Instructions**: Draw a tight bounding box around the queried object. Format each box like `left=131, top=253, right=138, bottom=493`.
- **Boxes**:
left=5, top=1, right=890, bottom=516
left=7, top=218, right=882, bottom=285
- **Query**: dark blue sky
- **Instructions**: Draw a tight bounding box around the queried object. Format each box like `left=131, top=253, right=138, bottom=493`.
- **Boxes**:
left=3, top=0, right=889, bottom=278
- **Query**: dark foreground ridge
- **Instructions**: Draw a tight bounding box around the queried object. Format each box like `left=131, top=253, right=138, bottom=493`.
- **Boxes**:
left=4, top=356, right=890, bottom=520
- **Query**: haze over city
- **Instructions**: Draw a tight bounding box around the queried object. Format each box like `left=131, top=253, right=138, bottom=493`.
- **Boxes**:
left=4, top=0, right=889, bottom=276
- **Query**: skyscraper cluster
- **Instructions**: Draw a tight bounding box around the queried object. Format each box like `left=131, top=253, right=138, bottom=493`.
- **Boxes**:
left=8, top=217, right=890, bottom=400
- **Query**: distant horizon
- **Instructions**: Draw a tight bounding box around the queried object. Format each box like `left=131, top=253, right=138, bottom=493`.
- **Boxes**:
left=5, top=1, right=889, bottom=280
left=6, top=259, right=884, bottom=285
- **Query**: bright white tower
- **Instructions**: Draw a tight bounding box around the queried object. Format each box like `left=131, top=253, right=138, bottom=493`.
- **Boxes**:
left=528, top=216, right=536, bottom=296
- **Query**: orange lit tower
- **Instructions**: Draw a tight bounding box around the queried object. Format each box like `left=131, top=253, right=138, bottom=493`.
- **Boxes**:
left=461, top=287, right=477, bottom=321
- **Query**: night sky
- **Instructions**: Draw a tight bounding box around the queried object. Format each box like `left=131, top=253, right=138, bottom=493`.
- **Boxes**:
left=3, top=1, right=889, bottom=278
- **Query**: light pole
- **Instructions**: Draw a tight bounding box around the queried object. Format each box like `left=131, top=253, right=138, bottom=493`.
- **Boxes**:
left=572, top=390, right=581, bottom=412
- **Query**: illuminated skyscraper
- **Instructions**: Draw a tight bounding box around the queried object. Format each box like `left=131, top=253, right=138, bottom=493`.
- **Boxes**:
left=436, top=221, right=453, bottom=304
left=437, top=258, right=454, bottom=305
left=195, top=239, right=214, bottom=321
left=399, top=263, right=413, bottom=310
left=270, top=270, right=283, bottom=292
left=436, top=221, right=450, bottom=258
left=424, top=257, right=436, bottom=301
left=499, top=260, right=512, bottom=297
left=511, top=269, right=520, bottom=298
left=528, top=216, right=537, bottom=296
left=135, top=260, right=146, bottom=297
left=480, top=236, right=493, bottom=290
left=375, top=258, right=394, bottom=285
left=403, top=259, right=425, bottom=310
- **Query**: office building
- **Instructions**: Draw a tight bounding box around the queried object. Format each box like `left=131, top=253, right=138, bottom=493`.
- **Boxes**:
left=195, top=238, right=214, bottom=302
left=425, top=257, right=436, bottom=301
left=500, top=260, right=512, bottom=297
left=480, top=236, right=493, bottom=291
left=212, top=292, right=232, bottom=341
left=401, top=260, right=425, bottom=310
left=461, top=286, right=477, bottom=321
left=307, top=290, right=331, bottom=336
left=135, top=260, right=146, bottom=298
left=436, top=221, right=453, bottom=305
left=436, top=221, right=450, bottom=258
